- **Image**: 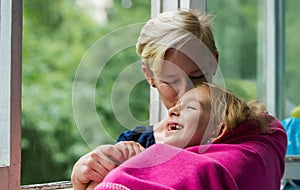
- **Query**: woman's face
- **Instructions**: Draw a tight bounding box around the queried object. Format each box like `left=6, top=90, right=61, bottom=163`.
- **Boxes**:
left=160, top=87, right=211, bottom=148
left=152, top=49, right=208, bottom=109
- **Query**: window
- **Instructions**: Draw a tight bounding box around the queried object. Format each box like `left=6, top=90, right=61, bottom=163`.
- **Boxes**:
left=207, top=0, right=260, bottom=102
left=285, top=0, right=300, bottom=118
left=2, top=0, right=294, bottom=189
left=207, top=0, right=285, bottom=119
left=0, top=0, right=12, bottom=168
left=0, top=0, right=22, bottom=189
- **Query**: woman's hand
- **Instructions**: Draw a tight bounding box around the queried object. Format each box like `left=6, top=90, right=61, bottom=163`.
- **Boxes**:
left=71, top=141, right=144, bottom=190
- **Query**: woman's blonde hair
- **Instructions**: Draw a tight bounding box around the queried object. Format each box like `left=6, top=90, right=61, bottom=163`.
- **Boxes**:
left=136, top=9, right=217, bottom=75
left=198, top=83, right=269, bottom=133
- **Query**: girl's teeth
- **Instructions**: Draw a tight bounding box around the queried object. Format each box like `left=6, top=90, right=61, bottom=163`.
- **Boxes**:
left=176, top=125, right=182, bottom=130
left=169, top=125, right=183, bottom=131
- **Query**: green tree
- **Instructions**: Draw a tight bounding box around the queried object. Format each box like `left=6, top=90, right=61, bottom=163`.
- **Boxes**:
left=208, top=0, right=258, bottom=80
left=22, top=0, right=150, bottom=184
left=207, top=0, right=259, bottom=101
left=285, top=0, right=300, bottom=107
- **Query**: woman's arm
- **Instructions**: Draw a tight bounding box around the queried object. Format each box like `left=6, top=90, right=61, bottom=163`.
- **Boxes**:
left=71, top=141, right=144, bottom=190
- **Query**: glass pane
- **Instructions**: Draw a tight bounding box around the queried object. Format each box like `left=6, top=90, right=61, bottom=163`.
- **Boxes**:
left=285, top=0, right=300, bottom=118
left=22, top=0, right=150, bottom=185
left=207, top=1, right=258, bottom=101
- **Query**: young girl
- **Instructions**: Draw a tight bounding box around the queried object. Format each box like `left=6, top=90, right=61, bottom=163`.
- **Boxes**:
left=81, top=83, right=286, bottom=190
left=117, top=83, right=268, bottom=151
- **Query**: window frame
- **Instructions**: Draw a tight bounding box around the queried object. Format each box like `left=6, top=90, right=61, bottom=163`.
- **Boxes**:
left=0, top=0, right=12, bottom=168
left=0, top=0, right=286, bottom=188
left=0, top=0, right=22, bottom=189
left=257, top=0, right=285, bottom=119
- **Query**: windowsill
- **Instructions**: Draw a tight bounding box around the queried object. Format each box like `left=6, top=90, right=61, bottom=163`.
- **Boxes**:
left=20, top=181, right=73, bottom=190
left=284, top=156, right=300, bottom=180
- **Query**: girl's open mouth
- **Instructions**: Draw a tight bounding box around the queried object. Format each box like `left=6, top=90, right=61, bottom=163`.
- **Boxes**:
left=168, top=123, right=183, bottom=131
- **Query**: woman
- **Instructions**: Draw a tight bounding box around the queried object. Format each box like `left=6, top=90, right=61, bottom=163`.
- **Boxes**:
left=116, top=8, right=219, bottom=148
left=94, top=83, right=287, bottom=190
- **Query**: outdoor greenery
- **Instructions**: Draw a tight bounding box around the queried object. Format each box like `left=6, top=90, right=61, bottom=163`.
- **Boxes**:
left=208, top=0, right=300, bottom=111
left=285, top=0, right=300, bottom=107
left=22, top=0, right=150, bottom=184
left=22, top=0, right=299, bottom=185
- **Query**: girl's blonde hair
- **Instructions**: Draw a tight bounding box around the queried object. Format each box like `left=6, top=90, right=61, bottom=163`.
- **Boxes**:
left=198, top=83, right=269, bottom=133
left=136, top=9, right=217, bottom=75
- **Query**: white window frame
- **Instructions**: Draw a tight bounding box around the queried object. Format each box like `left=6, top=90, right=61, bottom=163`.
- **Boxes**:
left=0, top=0, right=12, bottom=167
left=258, top=0, right=285, bottom=119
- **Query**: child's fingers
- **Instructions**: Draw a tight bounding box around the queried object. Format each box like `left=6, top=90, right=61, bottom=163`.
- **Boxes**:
left=116, top=141, right=145, bottom=159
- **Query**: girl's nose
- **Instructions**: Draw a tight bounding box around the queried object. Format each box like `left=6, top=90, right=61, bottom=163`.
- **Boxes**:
left=168, top=104, right=181, bottom=117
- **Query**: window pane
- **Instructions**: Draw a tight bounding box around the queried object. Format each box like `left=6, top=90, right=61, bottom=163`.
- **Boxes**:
left=207, top=1, right=258, bottom=101
left=285, top=0, right=300, bottom=118
left=22, top=0, right=150, bottom=184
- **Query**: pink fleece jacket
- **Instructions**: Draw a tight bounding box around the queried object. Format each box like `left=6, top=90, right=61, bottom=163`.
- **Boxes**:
left=95, top=115, right=287, bottom=190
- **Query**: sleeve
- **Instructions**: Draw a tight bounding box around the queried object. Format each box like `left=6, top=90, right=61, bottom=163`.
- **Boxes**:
left=115, top=126, right=155, bottom=148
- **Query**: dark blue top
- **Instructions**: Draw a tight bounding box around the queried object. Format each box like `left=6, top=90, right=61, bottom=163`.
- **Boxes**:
left=115, top=126, right=155, bottom=148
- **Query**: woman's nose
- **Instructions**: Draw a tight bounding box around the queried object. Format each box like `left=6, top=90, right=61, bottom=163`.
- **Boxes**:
left=168, top=104, right=181, bottom=117
left=177, top=81, right=193, bottom=98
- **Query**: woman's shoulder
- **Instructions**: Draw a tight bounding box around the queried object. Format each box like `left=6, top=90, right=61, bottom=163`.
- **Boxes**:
left=117, top=126, right=153, bottom=139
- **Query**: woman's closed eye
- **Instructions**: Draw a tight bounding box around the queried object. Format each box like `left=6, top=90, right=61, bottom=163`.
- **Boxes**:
left=189, top=75, right=206, bottom=84
left=168, top=79, right=179, bottom=85
left=160, top=79, right=179, bottom=85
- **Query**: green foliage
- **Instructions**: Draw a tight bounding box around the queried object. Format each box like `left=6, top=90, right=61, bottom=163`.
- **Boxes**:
left=285, top=0, right=300, bottom=106
left=22, top=0, right=150, bottom=184
left=95, top=47, right=150, bottom=139
left=208, top=0, right=258, bottom=80
left=209, top=0, right=300, bottom=111
left=224, top=79, right=257, bottom=101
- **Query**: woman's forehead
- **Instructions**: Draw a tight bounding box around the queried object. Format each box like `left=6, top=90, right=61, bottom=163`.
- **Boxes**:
left=156, top=62, right=203, bottom=82
left=163, top=53, right=195, bottom=66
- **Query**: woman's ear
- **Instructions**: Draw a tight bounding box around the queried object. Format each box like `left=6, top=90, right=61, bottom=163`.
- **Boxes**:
left=215, top=50, right=219, bottom=63
left=142, top=65, right=155, bottom=87
left=212, top=50, right=219, bottom=76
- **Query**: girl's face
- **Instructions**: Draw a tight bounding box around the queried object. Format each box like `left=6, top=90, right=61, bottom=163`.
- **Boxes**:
left=152, top=49, right=208, bottom=109
left=161, top=86, right=211, bottom=148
